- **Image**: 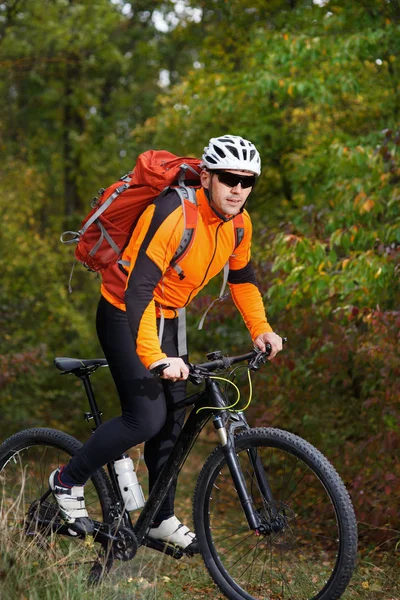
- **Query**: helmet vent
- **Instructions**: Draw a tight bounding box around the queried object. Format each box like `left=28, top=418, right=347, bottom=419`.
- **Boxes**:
left=215, top=146, right=226, bottom=158
left=226, top=144, right=239, bottom=158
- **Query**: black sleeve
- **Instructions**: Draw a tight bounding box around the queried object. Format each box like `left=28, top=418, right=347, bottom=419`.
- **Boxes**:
left=228, top=260, right=258, bottom=286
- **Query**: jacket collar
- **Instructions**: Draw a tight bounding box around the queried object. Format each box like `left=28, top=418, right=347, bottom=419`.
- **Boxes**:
left=196, top=187, right=227, bottom=224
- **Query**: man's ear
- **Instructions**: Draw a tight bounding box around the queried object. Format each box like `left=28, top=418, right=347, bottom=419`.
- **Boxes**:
left=200, top=169, right=211, bottom=189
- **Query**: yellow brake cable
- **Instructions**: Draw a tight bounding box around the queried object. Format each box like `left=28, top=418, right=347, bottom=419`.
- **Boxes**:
left=196, top=368, right=253, bottom=414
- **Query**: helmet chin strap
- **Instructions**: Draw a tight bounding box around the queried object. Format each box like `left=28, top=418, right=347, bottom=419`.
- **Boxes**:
left=205, top=173, right=246, bottom=222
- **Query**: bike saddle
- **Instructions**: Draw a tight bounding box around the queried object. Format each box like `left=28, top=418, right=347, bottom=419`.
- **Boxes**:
left=54, top=357, right=108, bottom=375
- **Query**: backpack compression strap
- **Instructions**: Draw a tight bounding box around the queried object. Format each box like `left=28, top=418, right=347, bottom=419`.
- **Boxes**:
left=169, top=186, right=198, bottom=279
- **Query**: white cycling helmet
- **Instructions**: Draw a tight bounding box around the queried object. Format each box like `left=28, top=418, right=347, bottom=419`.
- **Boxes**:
left=201, top=135, right=261, bottom=176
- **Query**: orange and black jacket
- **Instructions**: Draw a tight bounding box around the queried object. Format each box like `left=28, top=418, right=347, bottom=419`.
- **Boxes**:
left=101, top=187, right=272, bottom=369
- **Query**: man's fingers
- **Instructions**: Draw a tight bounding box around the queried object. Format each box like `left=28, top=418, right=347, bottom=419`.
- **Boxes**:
left=160, top=359, right=189, bottom=380
left=254, top=339, right=266, bottom=352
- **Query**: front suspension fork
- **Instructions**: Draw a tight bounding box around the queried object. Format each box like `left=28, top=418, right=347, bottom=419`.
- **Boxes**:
left=213, top=415, right=269, bottom=532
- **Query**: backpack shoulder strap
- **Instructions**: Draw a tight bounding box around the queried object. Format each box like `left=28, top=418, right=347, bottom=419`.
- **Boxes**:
left=233, top=212, right=245, bottom=249
left=169, top=186, right=198, bottom=280
left=219, top=212, right=245, bottom=305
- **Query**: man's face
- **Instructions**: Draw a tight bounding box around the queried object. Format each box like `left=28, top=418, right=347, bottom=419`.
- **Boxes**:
left=200, top=169, right=255, bottom=217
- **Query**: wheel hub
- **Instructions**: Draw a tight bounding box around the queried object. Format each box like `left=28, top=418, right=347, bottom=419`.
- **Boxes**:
left=256, top=501, right=294, bottom=536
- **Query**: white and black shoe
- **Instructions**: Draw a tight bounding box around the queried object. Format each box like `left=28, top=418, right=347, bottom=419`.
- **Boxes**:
left=49, top=467, right=94, bottom=535
left=148, top=516, right=198, bottom=553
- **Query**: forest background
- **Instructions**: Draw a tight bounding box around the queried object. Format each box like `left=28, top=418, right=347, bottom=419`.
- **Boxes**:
left=0, top=0, right=399, bottom=597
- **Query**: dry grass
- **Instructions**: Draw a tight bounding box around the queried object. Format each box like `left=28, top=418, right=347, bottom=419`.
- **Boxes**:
left=0, top=432, right=398, bottom=599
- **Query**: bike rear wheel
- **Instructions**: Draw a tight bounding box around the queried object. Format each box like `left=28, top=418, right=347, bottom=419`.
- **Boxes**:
left=0, top=428, right=113, bottom=584
left=193, top=427, right=357, bottom=600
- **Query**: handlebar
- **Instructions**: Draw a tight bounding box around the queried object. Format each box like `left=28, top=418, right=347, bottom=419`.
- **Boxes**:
left=193, top=348, right=264, bottom=371
left=150, top=338, right=287, bottom=384
left=187, top=348, right=263, bottom=385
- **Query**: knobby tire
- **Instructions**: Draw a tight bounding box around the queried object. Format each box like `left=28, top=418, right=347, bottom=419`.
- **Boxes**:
left=193, top=427, right=357, bottom=600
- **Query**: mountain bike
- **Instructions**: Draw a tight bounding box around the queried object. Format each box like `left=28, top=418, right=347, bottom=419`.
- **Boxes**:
left=0, top=346, right=357, bottom=600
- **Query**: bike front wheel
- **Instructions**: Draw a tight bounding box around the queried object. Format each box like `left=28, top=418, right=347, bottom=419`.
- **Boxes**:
left=193, top=427, right=357, bottom=600
left=0, top=428, right=114, bottom=585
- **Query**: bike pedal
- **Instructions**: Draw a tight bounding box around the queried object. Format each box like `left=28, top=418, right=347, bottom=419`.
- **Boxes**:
left=142, top=536, right=184, bottom=559
left=182, top=539, right=199, bottom=556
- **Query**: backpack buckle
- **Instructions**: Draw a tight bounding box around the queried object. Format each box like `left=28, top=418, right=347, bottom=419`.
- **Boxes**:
left=120, top=173, right=133, bottom=183
left=91, top=188, right=105, bottom=207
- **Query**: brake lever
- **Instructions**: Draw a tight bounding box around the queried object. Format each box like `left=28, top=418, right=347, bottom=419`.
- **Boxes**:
left=248, top=336, right=288, bottom=371
left=248, top=351, right=268, bottom=371
left=188, top=364, right=210, bottom=385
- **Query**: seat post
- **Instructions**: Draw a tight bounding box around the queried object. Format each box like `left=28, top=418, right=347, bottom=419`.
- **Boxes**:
left=80, top=374, right=103, bottom=429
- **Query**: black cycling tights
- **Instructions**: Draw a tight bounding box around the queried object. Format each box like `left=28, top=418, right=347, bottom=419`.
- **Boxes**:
left=63, top=296, right=187, bottom=523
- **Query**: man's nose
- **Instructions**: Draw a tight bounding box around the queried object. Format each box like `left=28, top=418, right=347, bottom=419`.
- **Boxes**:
left=231, top=183, right=243, bottom=193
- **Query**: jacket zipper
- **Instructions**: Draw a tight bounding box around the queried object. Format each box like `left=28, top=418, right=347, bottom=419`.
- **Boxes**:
left=183, top=222, right=223, bottom=308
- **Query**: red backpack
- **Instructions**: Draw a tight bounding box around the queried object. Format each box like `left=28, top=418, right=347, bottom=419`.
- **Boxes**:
left=61, top=150, right=202, bottom=273
left=61, top=149, right=245, bottom=299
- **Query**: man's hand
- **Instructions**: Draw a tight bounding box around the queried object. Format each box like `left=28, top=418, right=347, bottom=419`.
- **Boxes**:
left=253, top=332, right=283, bottom=360
left=149, top=357, right=189, bottom=381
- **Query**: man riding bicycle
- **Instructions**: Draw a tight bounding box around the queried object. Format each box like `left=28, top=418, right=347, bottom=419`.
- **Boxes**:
left=49, top=134, right=283, bottom=551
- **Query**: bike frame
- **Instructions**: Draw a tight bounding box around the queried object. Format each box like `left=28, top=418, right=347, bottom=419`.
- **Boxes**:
left=80, top=368, right=273, bottom=546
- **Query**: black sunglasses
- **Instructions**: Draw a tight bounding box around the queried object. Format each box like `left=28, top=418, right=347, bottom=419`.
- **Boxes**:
left=212, top=170, right=256, bottom=189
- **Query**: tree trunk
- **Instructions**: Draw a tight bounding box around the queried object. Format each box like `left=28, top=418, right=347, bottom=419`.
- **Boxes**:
left=63, top=59, right=84, bottom=216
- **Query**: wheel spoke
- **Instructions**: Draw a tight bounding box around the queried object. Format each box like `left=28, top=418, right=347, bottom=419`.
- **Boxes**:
left=212, top=528, right=249, bottom=544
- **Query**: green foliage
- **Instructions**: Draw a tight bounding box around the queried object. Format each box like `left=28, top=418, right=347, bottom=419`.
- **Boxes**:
left=138, top=1, right=400, bottom=214
left=265, top=129, right=399, bottom=316
left=0, top=159, right=118, bottom=437
left=0, top=0, right=176, bottom=215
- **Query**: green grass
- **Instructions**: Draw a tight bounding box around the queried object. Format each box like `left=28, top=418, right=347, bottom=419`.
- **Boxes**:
left=1, top=539, right=398, bottom=600
left=0, top=433, right=399, bottom=599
